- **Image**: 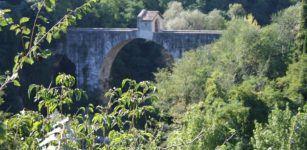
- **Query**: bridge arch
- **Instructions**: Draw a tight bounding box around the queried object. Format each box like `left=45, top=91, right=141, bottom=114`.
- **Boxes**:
left=100, top=38, right=174, bottom=90
left=61, top=27, right=221, bottom=103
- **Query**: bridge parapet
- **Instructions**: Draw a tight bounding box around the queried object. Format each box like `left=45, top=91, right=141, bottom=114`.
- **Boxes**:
left=159, top=30, right=223, bottom=34
left=67, top=28, right=138, bottom=32
left=153, top=31, right=221, bottom=58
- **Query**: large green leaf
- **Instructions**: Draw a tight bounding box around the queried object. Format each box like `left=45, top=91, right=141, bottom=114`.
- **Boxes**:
left=19, top=17, right=30, bottom=24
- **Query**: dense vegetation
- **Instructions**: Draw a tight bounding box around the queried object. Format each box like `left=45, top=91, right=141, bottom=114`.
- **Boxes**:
left=0, top=0, right=307, bottom=149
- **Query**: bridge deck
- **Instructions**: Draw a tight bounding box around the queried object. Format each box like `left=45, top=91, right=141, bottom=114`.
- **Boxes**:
left=160, top=30, right=222, bottom=34
left=68, top=28, right=138, bottom=31
left=68, top=28, right=223, bottom=34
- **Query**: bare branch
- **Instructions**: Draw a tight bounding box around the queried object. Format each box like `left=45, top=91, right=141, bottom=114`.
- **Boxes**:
left=221, top=132, right=236, bottom=147
left=28, top=1, right=43, bottom=51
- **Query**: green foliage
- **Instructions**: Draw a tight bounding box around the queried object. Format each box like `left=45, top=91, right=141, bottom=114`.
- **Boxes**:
left=163, top=2, right=205, bottom=30
left=204, top=9, right=227, bottom=30
left=167, top=72, right=249, bottom=149
left=274, top=3, right=307, bottom=105
left=158, top=0, right=296, bottom=25
left=276, top=54, right=307, bottom=106
left=272, top=4, right=300, bottom=47
left=252, top=106, right=307, bottom=149
left=296, top=0, right=307, bottom=54
left=155, top=4, right=301, bottom=149
left=105, top=79, right=158, bottom=128
left=155, top=14, right=296, bottom=111
left=2, top=1, right=163, bottom=149
left=227, top=3, right=246, bottom=19
left=1, top=0, right=307, bottom=149
left=28, top=73, right=86, bottom=115
left=154, top=49, right=210, bottom=118
left=2, top=106, right=95, bottom=149
left=163, top=1, right=226, bottom=30
left=0, top=91, right=4, bottom=105
left=93, top=79, right=161, bottom=149
left=0, top=91, right=5, bottom=145
left=0, top=0, right=96, bottom=92
left=105, top=129, right=158, bottom=150
left=2, top=110, right=45, bottom=149
left=0, top=9, right=13, bottom=31
left=17, top=78, right=161, bottom=149
left=105, top=79, right=157, bottom=128
left=258, top=81, right=288, bottom=109
left=77, top=0, right=145, bottom=28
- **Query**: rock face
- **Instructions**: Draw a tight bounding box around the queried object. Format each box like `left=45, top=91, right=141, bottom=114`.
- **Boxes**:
left=58, top=10, right=222, bottom=102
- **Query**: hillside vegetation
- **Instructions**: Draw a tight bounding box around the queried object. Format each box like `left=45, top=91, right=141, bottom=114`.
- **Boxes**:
left=0, top=0, right=307, bottom=149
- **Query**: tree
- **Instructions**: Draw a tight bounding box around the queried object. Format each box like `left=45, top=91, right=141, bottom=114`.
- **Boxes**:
left=163, top=1, right=226, bottom=30
left=204, top=9, right=226, bottom=30
left=252, top=106, right=307, bottom=149
left=227, top=3, right=246, bottom=18
left=155, top=6, right=302, bottom=148
left=296, top=0, right=307, bottom=54
left=276, top=0, right=307, bottom=107
left=166, top=72, right=249, bottom=149
left=154, top=49, right=211, bottom=118
left=0, top=1, right=98, bottom=148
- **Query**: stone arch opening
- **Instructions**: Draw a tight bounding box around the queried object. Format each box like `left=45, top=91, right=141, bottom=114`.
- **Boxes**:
left=101, top=38, right=173, bottom=90
left=52, top=54, right=76, bottom=78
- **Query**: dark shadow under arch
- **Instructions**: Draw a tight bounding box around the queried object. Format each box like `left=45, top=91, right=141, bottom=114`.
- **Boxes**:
left=3, top=54, right=77, bottom=113
left=101, top=38, right=173, bottom=90
left=52, top=54, right=76, bottom=79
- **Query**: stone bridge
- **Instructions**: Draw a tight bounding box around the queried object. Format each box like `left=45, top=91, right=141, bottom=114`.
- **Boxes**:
left=58, top=10, right=222, bottom=101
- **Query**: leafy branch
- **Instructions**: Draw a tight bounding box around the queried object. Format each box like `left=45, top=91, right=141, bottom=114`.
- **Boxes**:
left=0, top=0, right=97, bottom=91
left=28, top=74, right=87, bottom=116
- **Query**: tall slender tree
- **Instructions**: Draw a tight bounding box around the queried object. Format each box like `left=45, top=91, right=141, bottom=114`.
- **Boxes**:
left=297, top=0, right=307, bottom=105
left=297, top=0, right=307, bottom=54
